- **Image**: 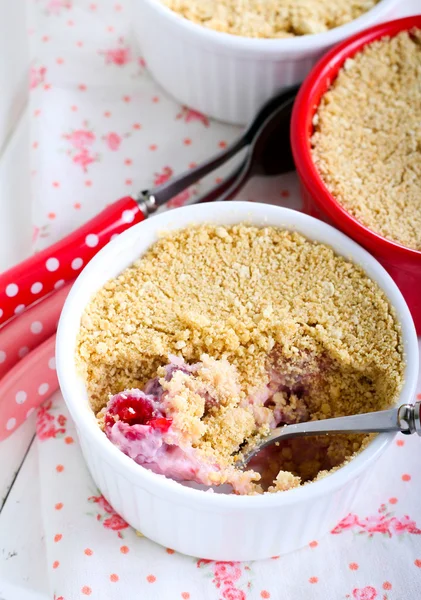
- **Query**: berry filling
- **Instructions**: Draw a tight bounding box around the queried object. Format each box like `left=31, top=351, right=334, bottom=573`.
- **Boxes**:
left=103, top=364, right=222, bottom=486
left=81, top=225, right=404, bottom=496
left=102, top=353, right=325, bottom=494
left=101, top=348, right=376, bottom=495
left=105, top=392, right=172, bottom=432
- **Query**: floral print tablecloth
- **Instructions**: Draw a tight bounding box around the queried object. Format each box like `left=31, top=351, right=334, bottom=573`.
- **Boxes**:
left=28, top=1, right=421, bottom=599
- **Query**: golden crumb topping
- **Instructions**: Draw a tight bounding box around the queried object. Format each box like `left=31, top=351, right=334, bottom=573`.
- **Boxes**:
left=163, top=0, right=379, bottom=38
left=77, top=224, right=404, bottom=493
left=312, top=29, right=421, bottom=251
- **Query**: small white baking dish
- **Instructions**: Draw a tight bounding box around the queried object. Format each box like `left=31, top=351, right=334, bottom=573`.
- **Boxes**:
left=132, top=0, right=401, bottom=124
left=56, top=201, right=418, bottom=561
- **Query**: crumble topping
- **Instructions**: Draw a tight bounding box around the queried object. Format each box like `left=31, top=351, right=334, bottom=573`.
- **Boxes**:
left=159, top=355, right=257, bottom=461
left=163, top=0, right=379, bottom=38
left=77, top=224, right=404, bottom=494
left=312, top=29, right=421, bottom=251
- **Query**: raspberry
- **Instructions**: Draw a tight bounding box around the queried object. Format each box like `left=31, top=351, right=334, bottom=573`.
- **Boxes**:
left=106, top=392, right=172, bottom=432
left=148, top=418, right=172, bottom=433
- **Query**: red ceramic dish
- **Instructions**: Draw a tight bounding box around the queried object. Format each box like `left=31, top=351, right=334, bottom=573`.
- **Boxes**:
left=291, top=16, right=421, bottom=333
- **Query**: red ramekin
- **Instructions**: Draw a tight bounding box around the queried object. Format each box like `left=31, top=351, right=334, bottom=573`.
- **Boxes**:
left=291, top=16, right=421, bottom=333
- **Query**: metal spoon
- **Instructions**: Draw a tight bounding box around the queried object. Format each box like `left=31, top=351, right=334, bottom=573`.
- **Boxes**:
left=238, top=401, right=421, bottom=468
left=196, top=89, right=296, bottom=204
left=142, top=83, right=299, bottom=209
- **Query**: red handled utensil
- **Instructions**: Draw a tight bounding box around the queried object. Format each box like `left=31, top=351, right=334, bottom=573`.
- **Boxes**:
left=0, top=281, right=73, bottom=380
left=0, top=282, right=74, bottom=440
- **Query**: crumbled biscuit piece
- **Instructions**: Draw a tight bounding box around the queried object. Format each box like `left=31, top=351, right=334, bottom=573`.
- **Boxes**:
left=312, top=29, right=421, bottom=250
left=268, top=471, right=301, bottom=493
left=158, top=354, right=253, bottom=459
left=164, top=0, right=378, bottom=38
left=160, top=371, right=207, bottom=445
left=203, top=406, right=255, bottom=460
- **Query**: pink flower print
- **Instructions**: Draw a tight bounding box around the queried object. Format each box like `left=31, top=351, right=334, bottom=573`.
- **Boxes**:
left=359, top=515, right=393, bottom=537
left=154, top=166, right=173, bottom=186
left=154, top=168, right=194, bottom=208
left=222, top=588, right=246, bottom=600
left=197, top=559, right=251, bottom=597
left=214, top=562, right=242, bottom=585
left=135, top=56, right=147, bottom=76
left=197, top=559, right=212, bottom=568
left=32, top=226, right=40, bottom=245
left=88, top=493, right=129, bottom=536
left=36, top=401, right=66, bottom=440
left=46, top=0, right=72, bottom=15
left=103, top=513, right=129, bottom=531
left=404, top=518, right=421, bottom=535
left=352, top=586, right=378, bottom=600
left=331, top=513, right=360, bottom=534
left=102, top=46, right=132, bottom=66
left=167, top=188, right=191, bottom=209
left=185, top=108, right=210, bottom=126
left=333, top=504, right=421, bottom=539
left=33, top=224, right=50, bottom=245
left=63, top=126, right=99, bottom=172
left=65, top=129, right=95, bottom=150
left=104, top=132, right=122, bottom=151
left=36, top=411, right=57, bottom=440
left=88, top=494, right=114, bottom=514
left=391, top=515, right=421, bottom=535
left=177, top=106, right=210, bottom=127
left=99, top=497, right=114, bottom=513
left=30, top=66, right=46, bottom=89
left=73, top=148, right=97, bottom=172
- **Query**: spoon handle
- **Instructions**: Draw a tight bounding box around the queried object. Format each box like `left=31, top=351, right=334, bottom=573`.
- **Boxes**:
left=142, top=136, right=246, bottom=209
left=241, top=402, right=421, bottom=466
left=276, top=402, right=421, bottom=439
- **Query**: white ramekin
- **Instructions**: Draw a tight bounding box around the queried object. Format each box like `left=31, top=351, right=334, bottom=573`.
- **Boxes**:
left=56, top=202, right=418, bottom=561
left=133, top=0, right=401, bottom=125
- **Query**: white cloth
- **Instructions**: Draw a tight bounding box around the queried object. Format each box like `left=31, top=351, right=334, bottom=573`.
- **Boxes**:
left=29, top=1, right=421, bottom=598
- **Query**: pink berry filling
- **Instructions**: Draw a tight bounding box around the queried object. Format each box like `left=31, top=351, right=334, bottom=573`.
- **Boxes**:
left=103, top=353, right=319, bottom=493
left=104, top=361, right=221, bottom=486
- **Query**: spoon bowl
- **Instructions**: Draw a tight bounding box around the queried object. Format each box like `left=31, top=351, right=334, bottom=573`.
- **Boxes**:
left=197, top=91, right=296, bottom=204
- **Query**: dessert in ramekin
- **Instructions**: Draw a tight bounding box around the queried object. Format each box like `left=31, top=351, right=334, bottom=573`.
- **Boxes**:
left=77, top=223, right=404, bottom=496
left=57, top=202, right=418, bottom=560
left=132, top=0, right=400, bottom=124
left=292, top=16, right=421, bottom=333
left=312, top=28, right=421, bottom=251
